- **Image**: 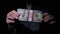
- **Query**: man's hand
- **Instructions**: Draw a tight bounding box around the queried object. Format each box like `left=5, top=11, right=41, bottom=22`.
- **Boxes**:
left=42, top=13, right=56, bottom=24
left=6, top=10, right=19, bottom=24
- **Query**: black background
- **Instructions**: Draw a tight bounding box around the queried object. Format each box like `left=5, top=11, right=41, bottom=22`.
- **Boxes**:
left=0, top=0, right=57, bottom=34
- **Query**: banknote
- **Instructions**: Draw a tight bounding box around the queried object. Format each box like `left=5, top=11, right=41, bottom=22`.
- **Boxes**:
left=17, top=9, right=42, bottom=22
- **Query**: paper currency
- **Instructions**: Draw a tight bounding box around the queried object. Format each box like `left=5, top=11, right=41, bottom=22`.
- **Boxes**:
left=17, top=9, right=42, bottom=22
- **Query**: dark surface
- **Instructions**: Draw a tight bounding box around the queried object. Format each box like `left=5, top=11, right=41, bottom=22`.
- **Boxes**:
left=0, top=0, right=57, bottom=34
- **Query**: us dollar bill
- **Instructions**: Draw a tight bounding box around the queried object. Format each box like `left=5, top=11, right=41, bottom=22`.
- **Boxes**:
left=17, top=9, right=42, bottom=22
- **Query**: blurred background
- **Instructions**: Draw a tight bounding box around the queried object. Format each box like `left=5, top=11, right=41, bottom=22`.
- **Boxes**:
left=0, top=0, right=57, bottom=34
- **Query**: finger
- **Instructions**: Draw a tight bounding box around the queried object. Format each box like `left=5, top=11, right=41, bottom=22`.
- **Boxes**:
left=9, top=10, right=19, bottom=19
left=42, top=12, right=48, bottom=17
left=44, top=16, right=54, bottom=22
left=6, top=19, right=15, bottom=24
left=7, top=13, right=15, bottom=19
left=11, top=10, right=18, bottom=19
left=49, top=21, right=56, bottom=24
left=44, top=15, right=51, bottom=22
left=12, top=10, right=19, bottom=17
left=10, top=11, right=19, bottom=19
left=44, top=15, right=50, bottom=20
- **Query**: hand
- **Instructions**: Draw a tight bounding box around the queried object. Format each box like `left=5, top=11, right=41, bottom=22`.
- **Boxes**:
left=42, top=12, right=56, bottom=24
left=6, top=10, right=19, bottom=24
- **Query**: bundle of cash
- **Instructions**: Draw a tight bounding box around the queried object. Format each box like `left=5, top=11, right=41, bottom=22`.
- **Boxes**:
left=17, top=9, right=42, bottom=22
